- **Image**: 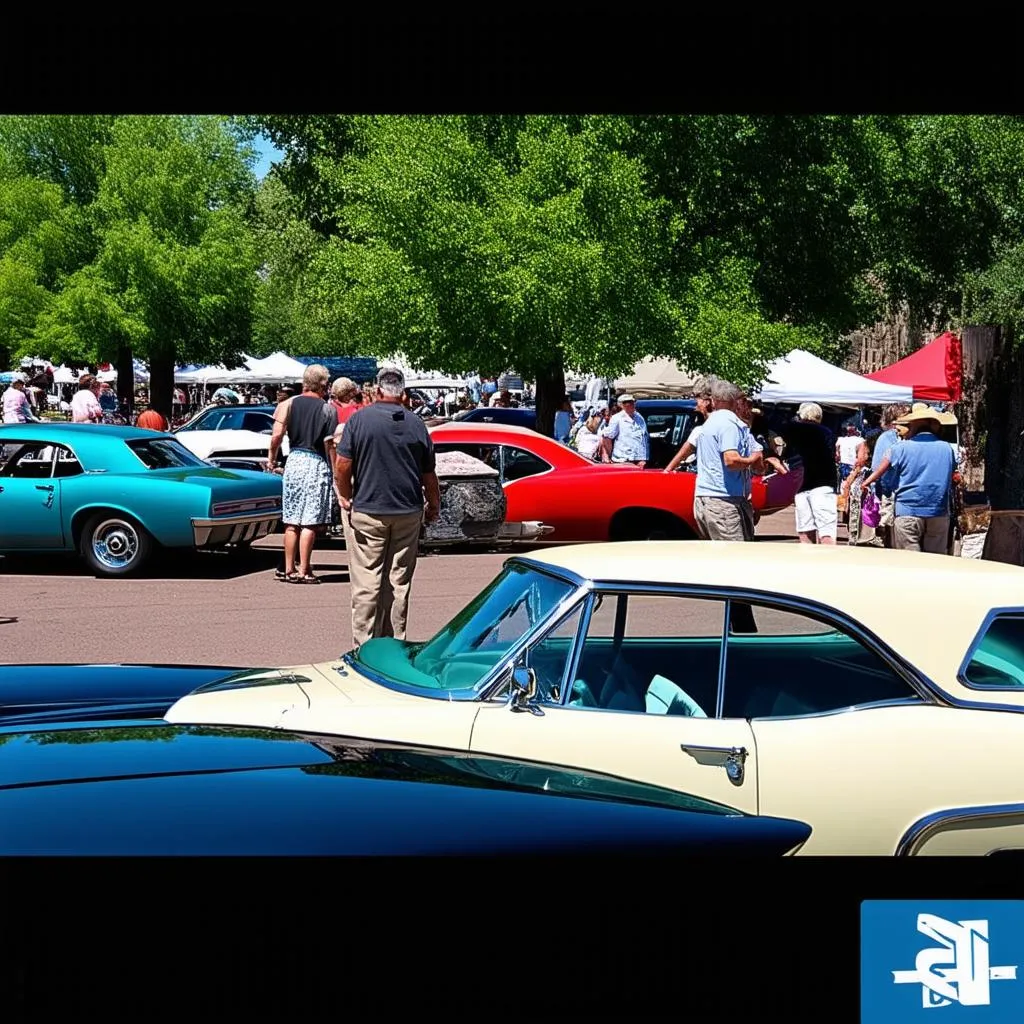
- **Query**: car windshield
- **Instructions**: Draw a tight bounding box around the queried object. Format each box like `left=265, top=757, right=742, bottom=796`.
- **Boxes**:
left=126, top=438, right=211, bottom=469
left=353, top=563, right=577, bottom=694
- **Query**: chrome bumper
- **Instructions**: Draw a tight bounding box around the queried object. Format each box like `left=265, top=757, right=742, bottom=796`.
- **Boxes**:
left=192, top=512, right=281, bottom=548
left=499, top=521, right=554, bottom=540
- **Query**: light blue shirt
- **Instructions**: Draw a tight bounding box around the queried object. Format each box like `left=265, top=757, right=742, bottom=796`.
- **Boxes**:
left=695, top=409, right=750, bottom=498
left=601, top=410, right=649, bottom=462
left=871, top=428, right=901, bottom=498
left=887, top=432, right=956, bottom=518
left=553, top=410, right=571, bottom=443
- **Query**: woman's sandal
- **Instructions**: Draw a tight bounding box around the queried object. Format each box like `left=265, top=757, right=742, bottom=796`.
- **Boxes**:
left=289, top=572, right=321, bottom=584
left=275, top=569, right=298, bottom=582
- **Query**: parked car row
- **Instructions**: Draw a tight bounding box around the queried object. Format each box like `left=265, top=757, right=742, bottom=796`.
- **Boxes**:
left=6, top=539, right=1024, bottom=855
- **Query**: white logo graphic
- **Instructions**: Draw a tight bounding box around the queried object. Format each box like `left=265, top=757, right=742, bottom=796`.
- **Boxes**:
left=892, top=913, right=1018, bottom=1008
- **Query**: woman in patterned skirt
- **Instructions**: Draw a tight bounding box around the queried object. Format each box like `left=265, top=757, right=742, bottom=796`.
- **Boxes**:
left=266, top=364, right=336, bottom=583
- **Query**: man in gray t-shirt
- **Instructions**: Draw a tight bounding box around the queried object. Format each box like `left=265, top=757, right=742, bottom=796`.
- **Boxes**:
left=334, top=367, right=441, bottom=647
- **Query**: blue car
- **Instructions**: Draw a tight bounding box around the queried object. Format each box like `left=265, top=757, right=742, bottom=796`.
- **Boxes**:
left=453, top=406, right=538, bottom=430
left=0, top=662, right=813, bottom=855
left=0, top=423, right=283, bottom=577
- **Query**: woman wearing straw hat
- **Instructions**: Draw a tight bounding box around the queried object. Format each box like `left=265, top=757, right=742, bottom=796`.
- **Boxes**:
left=861, top=403, right=957, bottom=554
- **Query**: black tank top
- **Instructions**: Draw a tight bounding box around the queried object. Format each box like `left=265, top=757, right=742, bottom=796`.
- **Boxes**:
left=287, top=395, right=332, bottom=458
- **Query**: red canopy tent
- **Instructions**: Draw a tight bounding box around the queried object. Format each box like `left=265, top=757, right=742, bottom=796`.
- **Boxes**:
left=864, top=331, right=963, bottom=402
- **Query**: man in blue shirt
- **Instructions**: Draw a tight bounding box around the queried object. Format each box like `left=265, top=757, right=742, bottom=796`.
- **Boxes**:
left=861, top=405, right=956, bottom=555
left=693, top=380, right=764, bottom=541
left=600, top=393, right=649, bottom=466
left=868, top=403, right=910, bottom=548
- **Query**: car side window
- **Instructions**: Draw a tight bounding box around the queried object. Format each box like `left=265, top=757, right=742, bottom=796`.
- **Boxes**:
left=0, top=442, right=56, bottom=479
left=242, top=412, right=275, bottom=433
left=961, top=614, right=1024, bottom=689
left=501, top=446, right=551, bottom=483
left=568, top=592, right=726, bottom=716
left=51, top=444, right=83, bottom=478
left=645, top=414, right=676, bottom=441
left=721, top=603, right=917, bottom=718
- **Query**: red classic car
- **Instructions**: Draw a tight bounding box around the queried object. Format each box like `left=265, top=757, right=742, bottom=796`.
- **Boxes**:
left=429, top=423, right=803, bottom=543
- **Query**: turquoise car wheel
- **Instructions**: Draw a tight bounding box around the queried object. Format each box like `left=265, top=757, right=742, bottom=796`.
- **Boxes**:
left=81, top=513, right=153, bottom=577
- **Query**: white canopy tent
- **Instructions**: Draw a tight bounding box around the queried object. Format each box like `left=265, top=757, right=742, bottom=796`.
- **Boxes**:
left=243, top=352, right=306, bottom=380
left=753, top=349, right=914, bottom=406
left=614, top=357, right=697, bottom=398
left=52, top=365, right=79, bottom=384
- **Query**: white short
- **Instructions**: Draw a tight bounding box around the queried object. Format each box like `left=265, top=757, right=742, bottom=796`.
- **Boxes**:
left=794, top=486, right=838, bottom=538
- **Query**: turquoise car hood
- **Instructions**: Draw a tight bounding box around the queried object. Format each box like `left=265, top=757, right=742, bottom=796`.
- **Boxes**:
left=122, top=467, right=282, bottom=498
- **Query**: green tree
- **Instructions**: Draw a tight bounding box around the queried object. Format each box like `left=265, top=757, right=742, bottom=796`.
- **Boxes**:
left=249, top=172, right=331, bottom=355
left=260, top=115, right=817, bottom=433
left=4, top=116, right=261, bottom=415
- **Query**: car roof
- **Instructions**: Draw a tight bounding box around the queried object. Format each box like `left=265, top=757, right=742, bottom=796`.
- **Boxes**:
left=0, top=422, right=168, bottom=443
left=431, top=422, right=544, bottom=440
left=512, top=540, right=1024, bottom=696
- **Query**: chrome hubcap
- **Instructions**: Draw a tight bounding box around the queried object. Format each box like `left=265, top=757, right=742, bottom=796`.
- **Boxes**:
left=91, top=519, right=140, bottom=569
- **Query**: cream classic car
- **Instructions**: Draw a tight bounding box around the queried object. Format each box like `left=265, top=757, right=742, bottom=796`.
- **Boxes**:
left=164, top=541, right=1024, bottom=855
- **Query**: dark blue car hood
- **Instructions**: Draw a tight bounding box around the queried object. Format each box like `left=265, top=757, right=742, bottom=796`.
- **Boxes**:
left=0, top=663, right=251, bottom=726
left=0, top=723, right=812, bottom=855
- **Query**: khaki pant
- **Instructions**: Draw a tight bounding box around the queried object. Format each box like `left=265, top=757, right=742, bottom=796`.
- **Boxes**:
left=893, top=515, right=949, bottom=554
left=694, top=495, right=755, bottom=542
left=345, top=509, right=423, bottom=646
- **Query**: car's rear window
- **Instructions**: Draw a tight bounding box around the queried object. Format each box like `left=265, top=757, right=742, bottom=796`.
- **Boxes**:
left=961, top=614, right=1024, bottom=689
left=126, top=438, right=209, bottom=470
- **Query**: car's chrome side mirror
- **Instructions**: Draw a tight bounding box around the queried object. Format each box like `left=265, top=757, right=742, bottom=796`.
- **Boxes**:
left=508, top=666, right=543, bottom=716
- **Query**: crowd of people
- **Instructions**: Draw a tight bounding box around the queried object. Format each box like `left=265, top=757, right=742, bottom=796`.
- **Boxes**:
left=556, top=375, right=960, bottom=556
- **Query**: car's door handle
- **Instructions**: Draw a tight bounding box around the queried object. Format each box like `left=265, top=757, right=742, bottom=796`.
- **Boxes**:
left=681, top=743, right=748, bottom=785
left=35, top=485, right=54, bottom=492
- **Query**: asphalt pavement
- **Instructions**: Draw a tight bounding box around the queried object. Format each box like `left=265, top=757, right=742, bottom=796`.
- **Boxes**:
left=0, top=506, right=805, bottom=668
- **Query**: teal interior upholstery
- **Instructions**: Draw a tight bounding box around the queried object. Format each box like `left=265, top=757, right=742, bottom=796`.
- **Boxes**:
left=645, top=674, right=708, bottom=717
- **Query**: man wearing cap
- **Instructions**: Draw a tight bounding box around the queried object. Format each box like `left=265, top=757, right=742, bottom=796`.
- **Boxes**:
left=333, top=367, right=441, bottom=647
left=600, top=393, right=649, bottom=467
left=861, top=404, right=956, bottom=554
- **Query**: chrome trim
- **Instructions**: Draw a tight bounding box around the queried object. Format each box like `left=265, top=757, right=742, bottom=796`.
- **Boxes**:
left=716, top=600, right=729, bottom=718
left=559, top=592, right=596, bottom=707
left=586, top=580, right=937, bottom=706
left=749, top=696, right=925, bottom=722
left=956, top=607, right=1024, bottom=691
left=896, top=803, right=1024, bottom=856
left=191, top=511, right=280, bottom=547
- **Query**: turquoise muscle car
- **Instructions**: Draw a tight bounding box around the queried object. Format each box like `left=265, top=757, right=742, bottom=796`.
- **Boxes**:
left=0, top=423, right=283, bottom=577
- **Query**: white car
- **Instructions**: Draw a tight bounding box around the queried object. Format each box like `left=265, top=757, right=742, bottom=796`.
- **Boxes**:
left=162, top=540, right=1024, bottom=855
left=174, top=404, right=288, bottom=468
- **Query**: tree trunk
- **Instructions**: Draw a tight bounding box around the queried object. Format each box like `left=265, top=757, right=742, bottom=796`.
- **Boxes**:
left=957, top=325, right=1000, bottom=497
left=533, top=359, right=566, bottom=440
left=148, top=349, right=176, bottom=421
left=982, top=325, right=1024, bottom=511
left=115, top=343, right=134, bottom=420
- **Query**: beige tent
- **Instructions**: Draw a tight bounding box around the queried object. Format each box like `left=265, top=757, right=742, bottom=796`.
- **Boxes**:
left=615, top=357, right=697, bottom=398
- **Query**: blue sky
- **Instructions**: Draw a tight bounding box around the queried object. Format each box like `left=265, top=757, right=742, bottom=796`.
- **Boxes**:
left=252, top=134, right=285, bottom=180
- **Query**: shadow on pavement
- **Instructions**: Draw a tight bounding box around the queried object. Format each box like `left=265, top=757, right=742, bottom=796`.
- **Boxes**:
left=0, top=546, right=294, bottom=581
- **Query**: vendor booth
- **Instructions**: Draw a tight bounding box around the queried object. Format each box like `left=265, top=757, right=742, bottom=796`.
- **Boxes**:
left=753, top=349, right=914, bottom=406
left=864, top=331, right=963, bottom=402
left=614, top=356, right=697, bottom=398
